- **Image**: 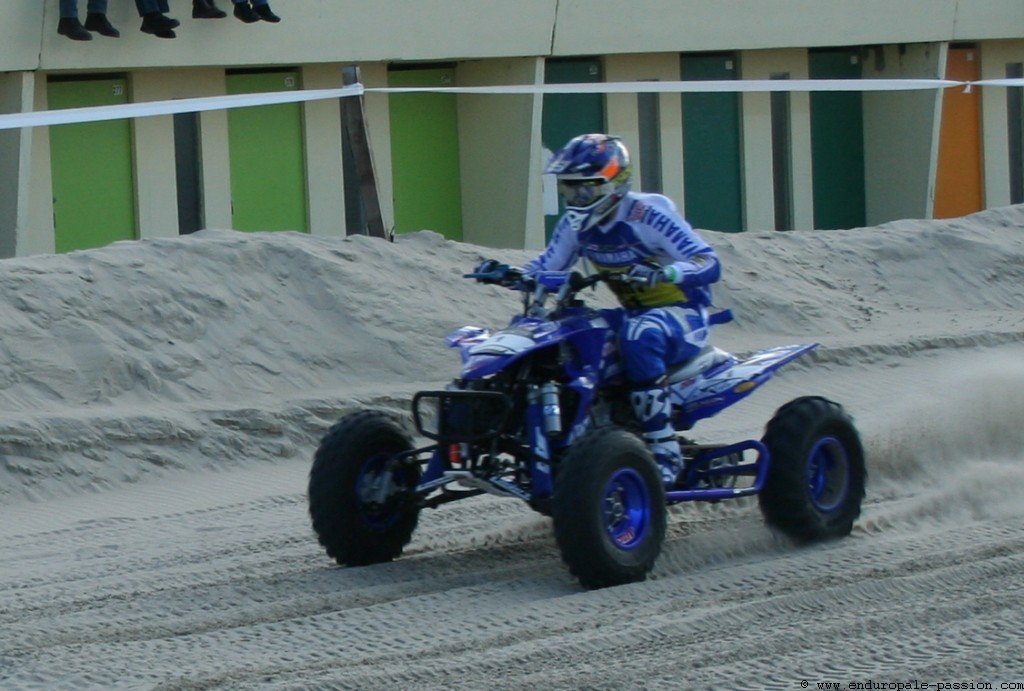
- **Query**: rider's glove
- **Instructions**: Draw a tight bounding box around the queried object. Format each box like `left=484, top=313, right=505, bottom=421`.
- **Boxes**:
left=469, top=259, right=524, bottom=287
left=627, top=263, right=681, bottom=287
left=473, top=259, right=503, bottom=276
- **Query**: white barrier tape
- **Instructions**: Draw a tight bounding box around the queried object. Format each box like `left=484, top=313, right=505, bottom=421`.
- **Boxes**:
left=1, top=77, right=1019, bottom=132
left=374, top=78, right=964, bottom=94
left=971, top=78, right=1024, bottom=87
left=0, top=84, right=363, bottom=131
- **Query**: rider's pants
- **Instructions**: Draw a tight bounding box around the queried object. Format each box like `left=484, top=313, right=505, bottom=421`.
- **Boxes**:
left=619, top=304, right=709, bottom=384
left=620, top=304, right=710, bottom=483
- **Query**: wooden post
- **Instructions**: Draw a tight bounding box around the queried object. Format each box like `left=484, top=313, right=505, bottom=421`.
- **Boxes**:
left=342, top=68, right=389, bottom=240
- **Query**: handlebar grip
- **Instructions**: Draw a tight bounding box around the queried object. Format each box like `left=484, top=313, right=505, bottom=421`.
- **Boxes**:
left=568, top=271, right=590, bottom=291
left=464, top=265, right=526, bottom=287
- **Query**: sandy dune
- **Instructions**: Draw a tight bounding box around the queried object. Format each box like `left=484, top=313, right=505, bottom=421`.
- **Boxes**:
left=1, top=207, right=1023, bottom=688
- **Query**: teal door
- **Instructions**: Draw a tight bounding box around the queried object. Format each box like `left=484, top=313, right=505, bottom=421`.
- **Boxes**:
left=680, top=53, right=744, bottom=232
left=542, top=58, right=605, bottom=240
left=809, top=49, right=866, bottom=229
left=226, top=71, right=308, bottom=232
left=48, top=77, right=136, bottom=252
left=388, top=66, right=463, bottom=240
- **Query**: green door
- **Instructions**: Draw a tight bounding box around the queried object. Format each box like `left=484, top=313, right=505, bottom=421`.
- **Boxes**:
left=680, top=53, right=744, bottom=232
left=809, top=49, right=867, bottom=230
left=388, top=66, right=462, bottom=240
left=226, top=71, right=308, bottom=232
left=542, top=58, right=606, bottom=240
left=48, top=77, right=136, bottom=252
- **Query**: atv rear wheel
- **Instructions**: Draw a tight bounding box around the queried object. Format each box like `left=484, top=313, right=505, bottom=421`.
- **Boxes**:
left=308, top=410, right=421, bottom=566
left=552, top=427, right=667, bottom=589
left=759, top=396, right=865, bottom=542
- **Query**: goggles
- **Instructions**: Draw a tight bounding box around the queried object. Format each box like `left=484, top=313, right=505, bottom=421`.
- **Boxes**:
left=557, top=178, right=613, bottom=208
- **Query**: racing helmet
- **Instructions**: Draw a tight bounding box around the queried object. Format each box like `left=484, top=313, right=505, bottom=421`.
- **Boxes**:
left=545, top=134, right=632, bottom=232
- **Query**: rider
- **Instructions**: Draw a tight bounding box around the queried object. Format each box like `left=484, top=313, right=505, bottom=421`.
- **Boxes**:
left=486, top=133, right=722, bottom=486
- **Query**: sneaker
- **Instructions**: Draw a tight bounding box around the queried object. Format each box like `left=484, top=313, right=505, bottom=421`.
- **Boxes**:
left=57, top=17, right=93, bottom=41
left=84, top=13, right=120, bottom=37
left=233, top=3, right=261, bottom=23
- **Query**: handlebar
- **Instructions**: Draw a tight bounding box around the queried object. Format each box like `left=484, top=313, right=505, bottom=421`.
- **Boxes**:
left=567, top=270, right=645, bottom=291
left=463, top=262, right=525, bottom=287
left=464, top=265, right=643, bottom=292
left=465, top=266, right=649, bottom=320
left=464, top=262, right=733, bottom=324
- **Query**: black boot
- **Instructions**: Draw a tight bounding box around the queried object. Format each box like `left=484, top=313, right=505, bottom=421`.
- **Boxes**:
left=57, top=17, right=93, bottom=41
left=253, top=3, right=280, bottom=22
left=233, top=2, right=260, bottom=23
left=84, top=13, right=120, bottom=37
left=140, top=12, right=178, bottom=38
left=193, top=0, right=227, bottom=19
left=145, top=12, right=179, bottom=29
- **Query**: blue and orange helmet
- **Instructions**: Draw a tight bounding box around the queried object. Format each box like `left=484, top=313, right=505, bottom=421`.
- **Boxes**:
left=545, top=134, right=632, bottom=231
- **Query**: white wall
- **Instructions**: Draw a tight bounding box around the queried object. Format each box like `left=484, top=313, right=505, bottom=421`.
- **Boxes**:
left=3, top=2, right=1023, bottom=257
left=863, top=43, right=945, bottom=224
left=6, top=1, right=1022, bottom=74
left=26, top=76, right=56, bottom=256
left=29, top=1, right=559, bottom=72
left=301, top=64, right=347, bottom=238
left=552, top=1, right=1022, bottom=56
left=739, top=49, right=814, bottom=231
left=1, top=5, right=44, bottom=71
left=456, top=58, right=544, bottom=249
left=0, top=73, right=29, bottom=257
left=603, top=54, right=685, bottom=213
left=130, top=68, right=236, bottom=237
left=953, top=1, right=1024, bottom=40
left=980, top=40, right=1024, bottom=208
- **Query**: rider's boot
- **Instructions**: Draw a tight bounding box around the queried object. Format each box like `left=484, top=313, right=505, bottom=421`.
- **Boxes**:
left=630, top=385, right=685, bottom=487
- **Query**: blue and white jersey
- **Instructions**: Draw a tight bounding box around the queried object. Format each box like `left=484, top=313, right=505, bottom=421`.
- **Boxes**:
left=526, top=192, right=720, bottom=309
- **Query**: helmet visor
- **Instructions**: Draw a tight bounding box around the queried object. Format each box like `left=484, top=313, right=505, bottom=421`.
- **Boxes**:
left=557, top=178, right=613, bottom=209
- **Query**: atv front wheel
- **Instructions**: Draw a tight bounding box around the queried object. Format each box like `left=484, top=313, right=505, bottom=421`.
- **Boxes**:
left=552, top=427, right=667, bottom=589
left=308, top=410, right=421, bottom=566
left=759, top=396, right=865, bottom=542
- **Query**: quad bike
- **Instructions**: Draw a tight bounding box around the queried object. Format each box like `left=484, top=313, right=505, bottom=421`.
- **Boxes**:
left=308, top=266, right=865, bottom=589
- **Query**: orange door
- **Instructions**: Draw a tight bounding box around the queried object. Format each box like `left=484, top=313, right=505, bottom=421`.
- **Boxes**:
left=934, top=46, right=984, bottom=219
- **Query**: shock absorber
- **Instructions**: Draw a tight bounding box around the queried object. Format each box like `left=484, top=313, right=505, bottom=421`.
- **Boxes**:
left=539, top=381, right=562, bottom=436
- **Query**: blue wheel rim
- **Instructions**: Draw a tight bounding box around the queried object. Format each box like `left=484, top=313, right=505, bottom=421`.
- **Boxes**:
left=806, top=436, right=849, bottom=513
left=602, top=468, right=651, bottom=550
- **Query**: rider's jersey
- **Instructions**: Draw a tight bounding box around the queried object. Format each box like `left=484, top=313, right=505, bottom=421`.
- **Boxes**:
left=525, top=191, right=720, bottom=309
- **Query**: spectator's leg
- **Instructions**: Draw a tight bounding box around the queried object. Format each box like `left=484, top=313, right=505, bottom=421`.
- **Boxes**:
left=232, top=0, right=260, bottom=23
left=136, top=0, right=178, bottom=38
left=84, top=0, right=120, bottom=37
left=133, top=0, right=157, bottom=17
left=193, top=0, right=227, bottom=19
left=251, top=0, right=280, bottom=23
left=58, top=0, right=94, bottom=40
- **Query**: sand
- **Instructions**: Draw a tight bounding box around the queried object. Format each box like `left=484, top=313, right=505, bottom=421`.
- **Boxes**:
left=1, top=206, right=1023, bottom=689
